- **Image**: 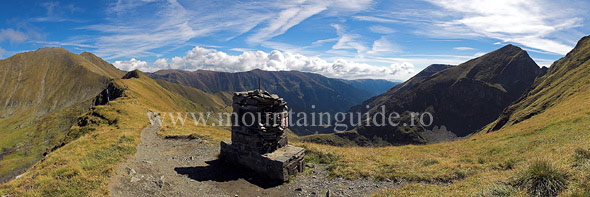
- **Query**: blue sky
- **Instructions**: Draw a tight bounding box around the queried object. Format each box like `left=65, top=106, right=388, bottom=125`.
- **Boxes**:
left=0, top=0, right=589, bottom=81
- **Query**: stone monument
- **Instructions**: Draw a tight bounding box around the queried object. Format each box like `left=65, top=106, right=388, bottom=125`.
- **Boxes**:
left=220, top=89, right=305, bottom=181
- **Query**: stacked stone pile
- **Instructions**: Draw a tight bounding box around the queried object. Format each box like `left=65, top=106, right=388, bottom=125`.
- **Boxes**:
left=220, top=90, right=304, bottom=181
left=231, top=90, right=288, bottom=154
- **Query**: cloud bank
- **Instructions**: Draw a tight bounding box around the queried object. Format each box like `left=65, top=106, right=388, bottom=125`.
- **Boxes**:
left=114, top=46, right=415, bottom=81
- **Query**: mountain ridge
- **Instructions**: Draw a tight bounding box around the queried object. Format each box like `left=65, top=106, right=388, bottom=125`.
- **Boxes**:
left=349, top=64, right=454, bottom=114
left=486, top=36, right=590, bottom=132
left=0, top=47, right=124, bottom=183
left=352, top=44, right=542, bottom=145
left=148, top=69, right=396, bottom=135
left=338, top=78, right=400, bottom=96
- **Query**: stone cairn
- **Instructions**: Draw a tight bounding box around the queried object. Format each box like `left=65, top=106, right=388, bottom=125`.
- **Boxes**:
left=220, top=90, right=304, bottom=181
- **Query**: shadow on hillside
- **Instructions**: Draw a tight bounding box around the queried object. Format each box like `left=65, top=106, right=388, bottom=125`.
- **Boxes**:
left=174, top=159, right=283, bottom=189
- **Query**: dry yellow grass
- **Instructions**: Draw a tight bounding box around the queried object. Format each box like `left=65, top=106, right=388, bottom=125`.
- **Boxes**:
left=127, top=72, right=590, bottom=196
left=0, top=73, right=230, bottom=196
left=369, top=82, right=590, bottom=196
left=2, top=65, right=589, bottom=196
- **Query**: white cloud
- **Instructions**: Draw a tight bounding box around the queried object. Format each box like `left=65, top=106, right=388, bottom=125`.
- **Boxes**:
left=330, top=24, right=368, bottom=53
left=247, top=3, right=328, bottom=44
left=453, top=47, right=474, bottom=50
left=0, top=29, right=27, bottom=43
left=72, top=0, right=373, bottom=60
left=247, top=0, right=373, bottom=48
left=113, top=58, right=153, bottom=72
left=368, top=37, right=400, bottom=54
left=78, top=0, right=273, bottom=59
left=114, top=46, right=415, bottom=81
left=153, top=58, right=170, bottom=70
left=230, top=48, right=254, bottom=52
left=473, top=52, right=486, bottom=57
left=353, top=15, right=398, bottom=23
left=33, top=2, right=83, bottom=22
left=425, top=0, right=585, bottom=55
left=327, top=0, right=373, bottom=13
left=369, top=25, right=396, bottom=34
left=531, top=58, right=555, bottom=68
left=329, top=25, right=402, bottom=56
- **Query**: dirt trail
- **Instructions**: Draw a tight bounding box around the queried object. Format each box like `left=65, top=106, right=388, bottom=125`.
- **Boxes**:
left=109, top=119, right=399, bottom=196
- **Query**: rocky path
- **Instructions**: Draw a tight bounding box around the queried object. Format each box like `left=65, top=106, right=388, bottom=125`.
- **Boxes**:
left=108, top=123, right=400, bottom=196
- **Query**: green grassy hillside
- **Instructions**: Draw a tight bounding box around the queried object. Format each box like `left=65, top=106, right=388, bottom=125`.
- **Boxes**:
left=487, top=36, right=590, bottom=132
left=154, top=79, right=232, bottom=112
left=0, top=48, right=123, bottom=183
left=0, top=70, right=230, bottom=195
left=79, top=52, right=126, bottom=79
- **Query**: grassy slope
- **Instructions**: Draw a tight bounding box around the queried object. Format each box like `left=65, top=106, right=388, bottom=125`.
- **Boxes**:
left=2, top=40, right=590, bottom=196
left=79, top=52, right=126, bottom=79
left=286, top=79, right=590, bottom=196
left=139, top=76, right=590, bottom=196
left=130, top=82, right=590, bottom=196
left=486, top=36, right=590, bottom=132
left=0, top=72, right=229, bottom=195
left=303, top=39, right=590, bottom=196
left=121, top=41, right=590, bottom=196
left=154, top=79, right=232, bottom=111
left=0, top=48, right=119, bottom=183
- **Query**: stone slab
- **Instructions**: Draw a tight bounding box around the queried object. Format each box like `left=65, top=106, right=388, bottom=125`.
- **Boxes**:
left=220, top=141, right=304, bottom=181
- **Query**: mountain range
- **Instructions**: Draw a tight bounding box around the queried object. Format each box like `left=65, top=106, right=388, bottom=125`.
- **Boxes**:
left=314, top=45, right=544, bottom=145
left=148, top=69, right=398, bottom=135
left=1, top=36, right=590, bottom=196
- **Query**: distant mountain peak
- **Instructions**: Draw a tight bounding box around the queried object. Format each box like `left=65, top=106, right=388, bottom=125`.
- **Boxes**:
left=351, top=45, right=541, bottom=145
left=417, top=64, right=455, bottom=77
left=80, top=51, right=99, bottom=57
left=488, top=35, right=590, bottom=132
left=482, top=44, right=525, bottom=58
left=490, top=44, right=524, bottom=54
left=35, top=47, right=69, bottom=52
left=501, top=43, right=520, bottom=49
